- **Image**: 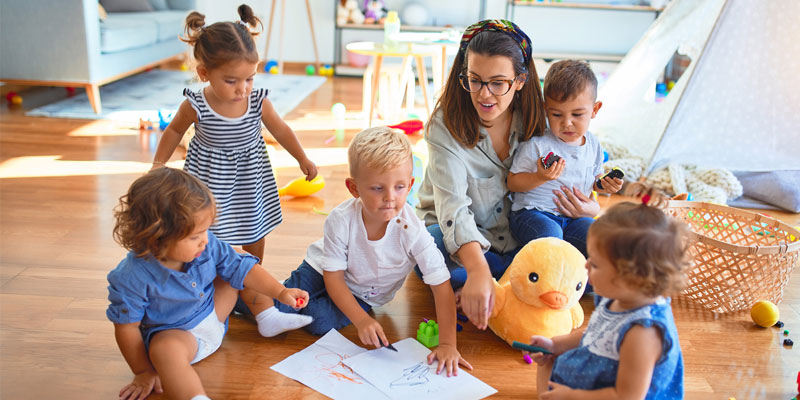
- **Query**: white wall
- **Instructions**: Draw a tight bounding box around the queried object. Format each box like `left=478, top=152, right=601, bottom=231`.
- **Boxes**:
left=194, top=0, right=653, bottom=63
left=195, top=0, right=336, bottom=63
left=195, top=0, right=508, bottom=64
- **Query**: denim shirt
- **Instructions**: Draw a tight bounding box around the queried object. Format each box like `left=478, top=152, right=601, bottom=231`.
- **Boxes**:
left=106, top=231, right=257, bottom=345
left=416, top=109, right=523, bottom=264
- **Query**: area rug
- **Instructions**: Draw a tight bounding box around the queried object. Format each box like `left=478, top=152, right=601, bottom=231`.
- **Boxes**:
left=26, top=70, right=326, bottom=122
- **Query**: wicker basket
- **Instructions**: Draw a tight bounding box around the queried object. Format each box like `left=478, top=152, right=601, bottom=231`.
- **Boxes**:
left=665, top=201, right=800, bottom=313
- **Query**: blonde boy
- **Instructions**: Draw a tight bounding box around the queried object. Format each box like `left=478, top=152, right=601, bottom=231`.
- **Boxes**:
left=252, top=127, right=471, bottom=375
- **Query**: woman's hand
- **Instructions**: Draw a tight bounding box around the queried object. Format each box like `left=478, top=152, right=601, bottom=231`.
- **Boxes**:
left=553, top=186, right=600, bottom=218
left=427, top=344, right=473, bottom=377
left=460, top=268, right=494, bottom=330
left=276, top=288, right=310, bottom=309
left=119, top=368, right=162, bottom=400
left=353, top=315, right=388, bottom=349
left=299, top=157, right=318, bottom=181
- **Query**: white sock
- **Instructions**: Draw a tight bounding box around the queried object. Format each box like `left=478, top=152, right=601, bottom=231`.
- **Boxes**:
left=190, top=395, right=211, bottom=400
left=255, top=307, right=313, bottom=337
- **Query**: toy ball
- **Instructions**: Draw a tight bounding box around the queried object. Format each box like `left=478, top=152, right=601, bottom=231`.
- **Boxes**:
left=65, top=87, right=76, bottom=97
left=269, top=66, right=279, bottom=75
left=179, top=63, right=189, bottom=71
left=603, top=150, right=609, bottom=163
left=331, top=102, right=346, bottom=117
left=686, top=192, right=694, bottom=201
left=10, top=95, right=23, bottom=105
left=265, top=60, right=278, bottom=70
left=305, top=64, right=316, bottom=75
left=5, top=91, right=18, bottom=103
left=750, top=300, right=779, bottom=328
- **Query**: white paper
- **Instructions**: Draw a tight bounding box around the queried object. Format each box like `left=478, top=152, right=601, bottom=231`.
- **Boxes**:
left=343, top=338, right=497, bottom=400
left=271, top=329, right=390, bottom=400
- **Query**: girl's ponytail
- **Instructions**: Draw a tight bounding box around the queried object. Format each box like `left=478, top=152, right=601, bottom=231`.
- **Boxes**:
left=237, top=4, right=262, bottom=37
left=182, top=11, right=206, bottom=46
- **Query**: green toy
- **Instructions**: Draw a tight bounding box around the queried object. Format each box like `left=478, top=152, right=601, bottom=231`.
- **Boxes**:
left=417, top=319, right=439, bottom=348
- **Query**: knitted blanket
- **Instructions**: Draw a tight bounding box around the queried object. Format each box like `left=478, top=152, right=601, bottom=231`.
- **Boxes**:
left=600, top=139, right=742, bottom=204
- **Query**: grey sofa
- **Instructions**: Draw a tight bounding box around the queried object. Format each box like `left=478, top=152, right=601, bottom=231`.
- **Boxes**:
left=0, top=0, right=195, bottom=113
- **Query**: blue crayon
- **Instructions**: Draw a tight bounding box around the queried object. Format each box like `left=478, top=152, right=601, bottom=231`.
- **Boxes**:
left=512, top=341, right=552, bottom=355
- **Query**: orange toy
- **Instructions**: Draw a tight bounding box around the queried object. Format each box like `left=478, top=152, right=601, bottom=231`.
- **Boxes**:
left=489, top=237, right=588, bottom=345
left=277, top=175, right=325, bottom=197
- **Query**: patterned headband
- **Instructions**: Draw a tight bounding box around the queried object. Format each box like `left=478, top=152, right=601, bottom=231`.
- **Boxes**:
left=459, top=19, right=532, bottom=65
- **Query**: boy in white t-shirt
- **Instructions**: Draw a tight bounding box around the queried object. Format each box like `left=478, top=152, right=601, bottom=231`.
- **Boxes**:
left=239, top=127, right=471, bottom=376
left=506, top=60, right=623, bottom=257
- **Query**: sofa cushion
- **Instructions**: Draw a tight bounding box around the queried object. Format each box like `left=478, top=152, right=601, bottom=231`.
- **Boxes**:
left=167, top=0, right=195, bottom=10
left=100, top=11, right=187, bottom=53
left=149, top=0, right=169, bottom=11
left=100, top=13, right=158, bottom=53
left=146, top=10, right=188, bottom=42
left=100, top=0, right=153, bottom=12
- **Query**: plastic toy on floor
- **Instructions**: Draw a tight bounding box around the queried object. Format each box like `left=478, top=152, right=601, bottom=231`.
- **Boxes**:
left=417, top=319, right=439, bottom=348
left=158, top=109, right=174, bottom=131
left=488, top=237, right=588, bottom=345
left=388, top=119, right=423, bottom=135
left=278, top=175, right=325, bottom=197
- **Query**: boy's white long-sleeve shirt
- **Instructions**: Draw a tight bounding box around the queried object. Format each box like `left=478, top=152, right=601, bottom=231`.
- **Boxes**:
left=304, top=198, right=450, bottom=307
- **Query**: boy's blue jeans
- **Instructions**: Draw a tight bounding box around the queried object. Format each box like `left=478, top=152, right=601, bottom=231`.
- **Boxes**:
left=509, top=209, right=593, bottom=257
left=413, top=224, right=521, bottom=289
left=235, top=261, right=371, bottom=336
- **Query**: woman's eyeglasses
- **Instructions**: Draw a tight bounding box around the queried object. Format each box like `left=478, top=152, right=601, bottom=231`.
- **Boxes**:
left=459, top=74, right=518, bottom=96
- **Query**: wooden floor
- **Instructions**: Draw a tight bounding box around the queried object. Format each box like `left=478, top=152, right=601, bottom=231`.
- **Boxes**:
left=1, top=69, right=799, bottom=399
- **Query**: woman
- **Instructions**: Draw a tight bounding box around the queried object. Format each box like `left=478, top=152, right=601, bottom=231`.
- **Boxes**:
left=416, top=20, right=599, bottom=330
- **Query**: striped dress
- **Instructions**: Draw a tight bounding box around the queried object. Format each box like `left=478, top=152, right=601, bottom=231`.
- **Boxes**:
left=183, top=88, right=281, bottom=245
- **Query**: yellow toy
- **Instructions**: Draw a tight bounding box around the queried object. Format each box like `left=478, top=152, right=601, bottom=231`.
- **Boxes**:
left=489, top=237, right=588, bottom=345
left=750, top=300, right=779, bottom=328
left=277, top=175, right=325, bottom=197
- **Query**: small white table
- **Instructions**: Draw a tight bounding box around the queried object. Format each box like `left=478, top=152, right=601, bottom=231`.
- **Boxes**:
left=346, top=41, right=439, bottom=127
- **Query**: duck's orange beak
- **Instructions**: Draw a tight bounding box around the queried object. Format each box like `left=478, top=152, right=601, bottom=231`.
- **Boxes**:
left=539, top=291, right=568, bottom=309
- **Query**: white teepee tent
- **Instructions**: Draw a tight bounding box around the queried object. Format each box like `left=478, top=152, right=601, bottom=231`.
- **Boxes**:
left=593, top=0, right=800, bottom=176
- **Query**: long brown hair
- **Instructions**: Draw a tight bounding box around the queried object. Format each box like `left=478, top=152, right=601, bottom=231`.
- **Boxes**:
left=430, top=31, right=547, bottom=148
left=182, top=4, right=262, bottom=70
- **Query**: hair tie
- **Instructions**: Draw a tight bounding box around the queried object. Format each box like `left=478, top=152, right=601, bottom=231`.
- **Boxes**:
left=641, top=194, right=651, bottom=205
left=237, top=20, right=248, bottom=27
left=459, top=19, right=533, bottom=65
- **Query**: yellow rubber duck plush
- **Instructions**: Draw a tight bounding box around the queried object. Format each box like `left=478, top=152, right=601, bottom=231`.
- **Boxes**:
left=489, top=237, right=588, bottom=345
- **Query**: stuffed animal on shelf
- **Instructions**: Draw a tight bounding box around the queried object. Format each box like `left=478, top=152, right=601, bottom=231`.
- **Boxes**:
left=337, top=0, right=365, bottom=25
left=362, top=0, right=387, bottom=24
left=488, top=237, right=588, bottom=345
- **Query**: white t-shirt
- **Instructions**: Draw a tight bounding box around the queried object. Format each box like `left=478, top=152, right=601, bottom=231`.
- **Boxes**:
left=510, top=129, right=604, bottom=214
left=304, top=198, right=450, bottom=307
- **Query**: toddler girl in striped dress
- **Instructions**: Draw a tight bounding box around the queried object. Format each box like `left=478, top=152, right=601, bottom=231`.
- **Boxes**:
left=152, top=4, right=317, bottom=337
